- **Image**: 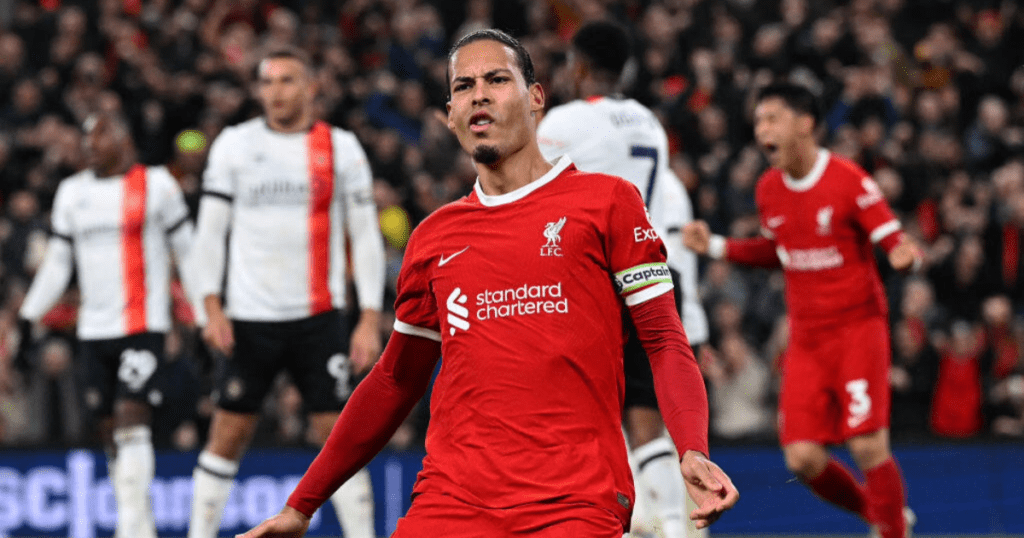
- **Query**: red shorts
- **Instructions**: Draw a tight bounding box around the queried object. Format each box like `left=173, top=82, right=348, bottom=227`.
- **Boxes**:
left=778, top=315, right=891, bottom=446
left=391, top=492, right=624, bottom=538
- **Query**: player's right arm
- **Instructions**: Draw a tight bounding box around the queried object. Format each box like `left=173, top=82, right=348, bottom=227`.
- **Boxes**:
left=20, top=182, right=76, bottom=324
left=683, top=172, right=782, bottom=268
left=239, top=223, right=443, bottom=537
left=683, top=220, right=781, bottom=268
left=191, top=130, right=236, bottom=354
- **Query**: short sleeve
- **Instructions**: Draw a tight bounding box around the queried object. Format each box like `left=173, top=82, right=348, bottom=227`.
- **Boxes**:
left=333, top=130, right=374, bottom=199
left=851, top=175, right=901, bottom=243
left=393, top=229, right=441, bottom=341
left=606, top=180, right=673, bottom=306
left=150, top=167, right=191, bottom=230
left=202, top=128, right=237, bottom=198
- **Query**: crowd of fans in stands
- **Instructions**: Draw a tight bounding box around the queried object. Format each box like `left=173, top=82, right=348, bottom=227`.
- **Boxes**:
left=0, top=0, right=1022, bottom=451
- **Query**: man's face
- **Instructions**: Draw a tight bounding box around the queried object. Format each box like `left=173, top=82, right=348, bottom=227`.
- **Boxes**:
left=84, top=115, right=124, bottom=173
left=753, top=97, right=811, bottom=169
left=257, top=57, right=313, bottom=127
left=446, top=39, right=544, bottom=166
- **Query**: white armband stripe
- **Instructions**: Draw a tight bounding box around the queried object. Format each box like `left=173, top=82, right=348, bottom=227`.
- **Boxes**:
left=394, top=320, right=442, bottom=342
left=870, top=220, right=902, bottom=244
left=624, top=282, right=673, bottom=306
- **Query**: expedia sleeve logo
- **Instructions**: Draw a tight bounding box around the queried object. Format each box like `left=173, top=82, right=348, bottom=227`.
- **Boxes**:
left=614, top=262, right=672, bottom=294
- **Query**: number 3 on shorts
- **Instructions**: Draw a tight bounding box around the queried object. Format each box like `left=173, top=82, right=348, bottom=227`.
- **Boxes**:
left=845, top=378, right=872, bottom=428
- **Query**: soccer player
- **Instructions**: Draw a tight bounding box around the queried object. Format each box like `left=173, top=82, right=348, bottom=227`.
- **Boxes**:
left=683, top=82, right=920, bottom=538
left=537, top=21, right=710, bottom=538
left=18, top=111, right=196, bottom=538
left=237, top=29, right=738, bottom=538
left=186, top=46, right=385, bottom=538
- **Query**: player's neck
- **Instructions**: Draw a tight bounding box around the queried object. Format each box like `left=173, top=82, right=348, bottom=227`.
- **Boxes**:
left=580, top=77, right=616, bottom=100
left=476, top=143, right=553, bottom=196
left=93, top=156, right=134, bottom=179
left=785, top=142, right=821, bottom=179
left=265, top=112, right=314, bottom=134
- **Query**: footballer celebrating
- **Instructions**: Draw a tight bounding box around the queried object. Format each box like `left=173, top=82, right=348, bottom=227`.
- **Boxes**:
left=238, top=29, right=738, bottom=538
left=685, top=82, right=920, bottom=538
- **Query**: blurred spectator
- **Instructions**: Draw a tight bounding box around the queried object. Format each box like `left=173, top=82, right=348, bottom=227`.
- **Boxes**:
left=364, top=74, right=428, bottom=145
left=928, top=233, right=996, bottom=321
left=1, top=190, right=45, bottom=282
left=984, top=168, right=1024, bottom=305
left=980, top=295, right=1024, bottom=438
left=22, top=337, right=85, bottom=446
left=889, top=318, right=939, bottom=440
left=964, top=95, right=1017, bottom=174
left=151, top=326, right=206, bottom=451
left=930, top=321, right=987, bottom=438
left=700, top=332, right=774, bottom=443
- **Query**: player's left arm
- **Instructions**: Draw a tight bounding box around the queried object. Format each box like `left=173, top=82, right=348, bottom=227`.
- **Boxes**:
left=851, top=175, right=923, bottom=272
left=610, top=180, right=739, bottom=527
left=629, top=293, right=739, bottom=528
left=338, top=132, right=386, bottom=373
left=246, top=331, right=441, bottom=538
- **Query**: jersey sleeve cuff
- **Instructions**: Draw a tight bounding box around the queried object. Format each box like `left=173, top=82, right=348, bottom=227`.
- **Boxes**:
left=708, top=235, right=726, bottom=259
left=393, top=320, right=442, bottom=342
left=870, top=219, right=902, bottom=244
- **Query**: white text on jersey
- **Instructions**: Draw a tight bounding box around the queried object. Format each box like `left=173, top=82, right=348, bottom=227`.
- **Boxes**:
left=475, top=282, right=567, bottom=321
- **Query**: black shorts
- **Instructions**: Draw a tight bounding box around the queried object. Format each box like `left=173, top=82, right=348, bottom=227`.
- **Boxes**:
left=80, top=332, right=166, bottom=417
left=215, top=309, right=351, bottom=414
left=623, top=269, right=687, bottom=411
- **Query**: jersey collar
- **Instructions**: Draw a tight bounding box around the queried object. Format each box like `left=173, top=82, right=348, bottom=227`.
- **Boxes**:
left=782, top=148, right=830, bottom=192
left=473, top=155, right=573, bottom=207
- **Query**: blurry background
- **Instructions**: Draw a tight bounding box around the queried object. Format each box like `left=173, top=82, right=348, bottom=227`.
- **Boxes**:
left=0, top=0, right=1021, bottom=536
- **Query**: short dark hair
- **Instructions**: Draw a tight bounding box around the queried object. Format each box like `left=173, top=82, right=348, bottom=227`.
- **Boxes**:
left=446, top=29, right=535, bottom=92
left=259, top=45, right=313, bottom=73
left=83, top=110, right=132, bottom=139
left=572, top=20, right=632, bottom=76
left=756, top=82, right=823, bottom=126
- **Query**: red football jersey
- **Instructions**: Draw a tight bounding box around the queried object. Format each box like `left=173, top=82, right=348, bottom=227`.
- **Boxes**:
left=393, top=157, right=674, bottom=527
left=754, top=150, right=900, bottom=327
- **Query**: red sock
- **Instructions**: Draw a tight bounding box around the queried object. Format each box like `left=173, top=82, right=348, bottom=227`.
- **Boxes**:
left=805, top=458, right=871, bottom=521
left=864, top=457, right=907, bottom=538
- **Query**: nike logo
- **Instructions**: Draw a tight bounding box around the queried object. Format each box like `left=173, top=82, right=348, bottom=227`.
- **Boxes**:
left=439, top=246, right=470, bottom=267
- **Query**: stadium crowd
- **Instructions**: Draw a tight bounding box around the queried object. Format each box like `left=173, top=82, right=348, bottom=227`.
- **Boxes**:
left=0, top=0, right=1022, bottom=452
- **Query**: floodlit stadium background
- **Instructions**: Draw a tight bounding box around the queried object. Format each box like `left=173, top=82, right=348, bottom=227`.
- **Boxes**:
left=1, top=0, right=1023, bottom=536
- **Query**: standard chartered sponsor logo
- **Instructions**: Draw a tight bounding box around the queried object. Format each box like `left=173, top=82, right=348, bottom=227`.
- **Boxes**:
left=776, top=245, right=844, bottom=271
left=614, top=263, right=672, bottom=293
left=475, top=282, right=568, bottom=321
left=446, top=288, right=471, bottom=335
